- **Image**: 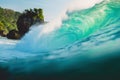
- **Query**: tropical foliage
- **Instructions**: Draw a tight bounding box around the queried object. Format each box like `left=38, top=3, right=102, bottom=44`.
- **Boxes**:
left=0, top=7, right=21, bottom=34
left=0, top=7, right=44, bottom=39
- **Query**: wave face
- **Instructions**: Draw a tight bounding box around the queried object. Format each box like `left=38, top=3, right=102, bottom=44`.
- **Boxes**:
left=16, top=0, right=120, bottom=52
left=0, top=0, right=120, bottom=79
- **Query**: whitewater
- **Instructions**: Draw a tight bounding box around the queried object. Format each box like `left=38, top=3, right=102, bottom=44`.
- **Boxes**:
left=0, top=0, right=120, bottom=79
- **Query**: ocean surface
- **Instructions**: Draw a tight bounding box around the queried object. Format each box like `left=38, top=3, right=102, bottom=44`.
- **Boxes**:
left=0, top=0, right=120, bottom=80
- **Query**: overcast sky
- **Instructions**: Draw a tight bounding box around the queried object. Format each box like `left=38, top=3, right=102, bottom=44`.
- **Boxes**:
left=0, top=0, right=72, bottom=21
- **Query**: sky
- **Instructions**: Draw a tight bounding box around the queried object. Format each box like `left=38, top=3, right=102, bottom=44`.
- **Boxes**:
left=0, top=0, right=103, bottom=21
left=0, top=0, right=72, bottom=21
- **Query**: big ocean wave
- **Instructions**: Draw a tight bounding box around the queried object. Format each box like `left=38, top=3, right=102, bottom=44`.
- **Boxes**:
left=16, top=0, right=120, bottom=52
left=0, top=0, right=120, bottom=79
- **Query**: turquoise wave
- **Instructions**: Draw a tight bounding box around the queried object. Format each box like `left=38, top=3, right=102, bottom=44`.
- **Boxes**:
left=16, top=0, right=120, bottom=52
left=0, top=0, right=120, bottom=79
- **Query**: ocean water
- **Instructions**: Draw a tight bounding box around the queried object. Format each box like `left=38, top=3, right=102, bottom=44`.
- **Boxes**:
left=0, top=0, right=120, bottom=80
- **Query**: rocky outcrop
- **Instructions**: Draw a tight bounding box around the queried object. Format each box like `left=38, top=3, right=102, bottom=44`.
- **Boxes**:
left=6, top=30, right=20, bottom=39
left=0, top=8, right=44, bottom=39
left=17, top=8, right=44, bottom=38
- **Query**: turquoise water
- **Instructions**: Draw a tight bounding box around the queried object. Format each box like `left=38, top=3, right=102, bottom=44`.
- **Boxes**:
left=0, top=0, right=120, bottom=80
left=16, top=0, right=120, bottom=52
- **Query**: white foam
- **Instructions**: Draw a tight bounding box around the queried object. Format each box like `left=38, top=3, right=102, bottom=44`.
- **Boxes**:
left=40, top=0, right=103, bottom=34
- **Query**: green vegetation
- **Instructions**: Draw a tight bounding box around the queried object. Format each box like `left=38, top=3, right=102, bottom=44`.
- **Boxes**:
left=0, top=7, right=44, bottom=39
left=0, top=7, right=21, bottom=35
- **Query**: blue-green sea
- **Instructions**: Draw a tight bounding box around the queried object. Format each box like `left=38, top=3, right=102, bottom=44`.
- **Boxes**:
left=0, top=0, right=120, bottom=80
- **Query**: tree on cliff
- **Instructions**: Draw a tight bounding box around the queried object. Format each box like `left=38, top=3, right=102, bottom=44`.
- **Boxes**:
left=17, top=8, right=44, bottom=37
left=0, top=7, right=21, bottom=37
left=0, top=7, right=44, bottom=39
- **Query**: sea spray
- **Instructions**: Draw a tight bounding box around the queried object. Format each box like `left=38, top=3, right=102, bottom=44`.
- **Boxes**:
left=16, top=0, right=120, bottom=53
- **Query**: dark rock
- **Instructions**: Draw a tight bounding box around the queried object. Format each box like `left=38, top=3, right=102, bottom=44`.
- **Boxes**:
left=17, top=15, right=33, bottom=37
left=16, top=8, right=44, bottom=38
left=6, top=30, right=21, bottom=39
